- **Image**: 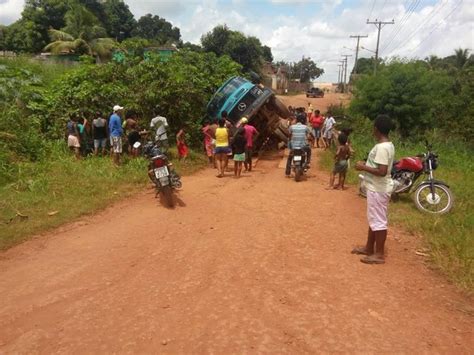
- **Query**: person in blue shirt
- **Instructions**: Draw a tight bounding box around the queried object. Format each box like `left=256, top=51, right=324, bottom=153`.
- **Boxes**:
left=285, top=115, right=314, bottom=177
left=109, top=105, right=124, bottom=166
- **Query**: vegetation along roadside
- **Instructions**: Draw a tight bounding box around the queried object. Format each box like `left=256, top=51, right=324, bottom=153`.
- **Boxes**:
left=320, top=54, right=473, bottom=291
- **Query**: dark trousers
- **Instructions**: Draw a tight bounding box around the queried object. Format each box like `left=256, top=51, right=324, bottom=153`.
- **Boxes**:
left=245, top=147, right=253, bottom=170
left=285, top=146, right=311, bottom=175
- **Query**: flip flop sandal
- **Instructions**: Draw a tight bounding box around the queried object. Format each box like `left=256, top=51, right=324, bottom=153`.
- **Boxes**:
left=360, top=255, right=385, bottom=264
left=351, top=247, right=369, bottom=255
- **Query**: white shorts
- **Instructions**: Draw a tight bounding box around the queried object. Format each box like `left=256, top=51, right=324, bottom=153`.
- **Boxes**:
left=111, top=136, right=122, bottom=154
left=367, top=190, right=390, bottom=231
left=68, top=135, right=80, bottom=148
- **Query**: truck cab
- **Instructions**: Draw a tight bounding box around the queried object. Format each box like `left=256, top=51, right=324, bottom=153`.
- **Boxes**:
left=207, top=76, right=290, bottom=149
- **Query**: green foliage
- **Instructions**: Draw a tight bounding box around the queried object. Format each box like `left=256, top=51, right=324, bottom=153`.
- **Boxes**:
left=103, top=0, right=136, bottom=41
left=0, top=141, right=207, bottom=250
left=43, top=3, right=117, bottom=61
left=350, top=60, right=452, bottom=137
left=201, top=25, right=272, bottom=73
left=0, top=58, right=71, bottom=183
left=320, top=115, right=474, bottom=290
left=132, top=14, right=181, bottom=45
left=279, top=58, right=324, bottom=82
left=350, top=53, right=474, bottom=141
left=20, top=51, right=240, bottom=150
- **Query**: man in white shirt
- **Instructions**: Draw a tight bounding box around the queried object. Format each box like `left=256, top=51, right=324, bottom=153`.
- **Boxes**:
left=150, top=112, right=169, bottom=151
left=322, top=115, right=336, bottom=149
left=353, top=114, right=395, bottom=265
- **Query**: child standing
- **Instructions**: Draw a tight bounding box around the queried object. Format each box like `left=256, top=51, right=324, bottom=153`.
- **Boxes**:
left=328, top=133, right=350, bottom=190
left=176, top=128, right=189, bottom=161
left=353, top=115, right=395, bottom=264
left=232, top=128, right=246, bottom=178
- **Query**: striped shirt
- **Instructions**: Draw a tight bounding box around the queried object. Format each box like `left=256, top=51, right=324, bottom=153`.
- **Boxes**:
left=289, top=123, right=311, bottom=149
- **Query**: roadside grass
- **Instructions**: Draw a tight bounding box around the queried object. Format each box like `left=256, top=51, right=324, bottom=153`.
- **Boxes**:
left=0, top=142, right=207, bottom=250
left=320, top=130, right=474, bottom=292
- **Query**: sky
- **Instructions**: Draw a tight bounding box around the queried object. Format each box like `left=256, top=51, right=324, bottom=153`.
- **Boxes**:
left=1, top=0, right=473, bottom=82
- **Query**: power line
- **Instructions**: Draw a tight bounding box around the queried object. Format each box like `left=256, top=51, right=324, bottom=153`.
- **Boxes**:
left=387, top=0, right=449, bottom=55
left=407, top=0, right=463, bottom=54
left=380, top=0, right=421, bottom=53
left=368, top=0, right=377, bottom=20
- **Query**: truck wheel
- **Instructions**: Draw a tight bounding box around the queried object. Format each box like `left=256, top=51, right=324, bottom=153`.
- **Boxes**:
left=269, top=96, right=291, bottom=119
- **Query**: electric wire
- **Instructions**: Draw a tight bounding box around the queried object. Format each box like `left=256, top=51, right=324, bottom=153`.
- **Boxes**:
left=380, top=0, right=420, bottom=53
left=386, top=0, right=449, bottom=55
left=406, top=0, right=463, bottom=54
left=368, top=0, right=377, bottom=20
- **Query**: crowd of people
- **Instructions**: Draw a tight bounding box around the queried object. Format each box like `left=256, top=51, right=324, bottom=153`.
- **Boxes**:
left=201, top=112, right=259, bottom=178
left=65, top=105, right=189, bottom=166
left=64, top=101, right=395, bottom=264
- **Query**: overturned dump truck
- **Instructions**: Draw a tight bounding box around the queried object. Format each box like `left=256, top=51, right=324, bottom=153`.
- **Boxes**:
left=206, top=76, right=291, bottom=150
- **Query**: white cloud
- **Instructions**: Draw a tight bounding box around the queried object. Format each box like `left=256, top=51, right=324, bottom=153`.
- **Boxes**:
left=0, top=0, right=23, bottom=25
left=1, top=0, right=473, bottom=83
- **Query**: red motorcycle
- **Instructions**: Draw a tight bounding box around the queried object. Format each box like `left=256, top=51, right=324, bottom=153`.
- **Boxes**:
left=359, top=141, right=454, bottom=214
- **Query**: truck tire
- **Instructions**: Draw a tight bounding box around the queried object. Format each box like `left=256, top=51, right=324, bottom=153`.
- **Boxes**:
left=269, top=96, right=291, bottom=119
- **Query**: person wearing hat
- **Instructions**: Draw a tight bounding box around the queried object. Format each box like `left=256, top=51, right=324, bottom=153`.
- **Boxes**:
left=240, top=117, right=259, bottom=172
left=109, top=105, right=124, bottom=166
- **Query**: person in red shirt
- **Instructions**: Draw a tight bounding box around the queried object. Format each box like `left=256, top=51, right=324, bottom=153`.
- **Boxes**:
left=309, top=109, right=324, bottom=148
left=240, top=117, right=259, bottom=172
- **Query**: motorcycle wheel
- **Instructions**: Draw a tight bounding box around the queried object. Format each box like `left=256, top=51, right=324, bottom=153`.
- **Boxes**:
left=414, top=183, right=453, bottom=214
left=161, top=185, right=175, bottom=208
left=294, top=167, right=303, bottom=182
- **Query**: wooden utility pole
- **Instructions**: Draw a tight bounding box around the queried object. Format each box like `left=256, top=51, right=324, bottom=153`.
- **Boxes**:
left=350, top=34, right=368, bottom=74
left=341, top=55, right=352, bottom=93
left=367, top=19, right=394, bottom=74
left=337, top=64, right=342, bottom=85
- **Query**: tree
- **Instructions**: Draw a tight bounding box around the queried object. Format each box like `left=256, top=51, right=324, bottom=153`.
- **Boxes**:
left=180, top=42, right=203, bottom=52
left=262, top=45, right=273, bottom=62
left=9, top=0, right=69, bottom=52
left=291, top=57, right=324, bottom=83
left=78, top=0, right=106, bottom=21
left=350, top=60, right=452, bottom=137
left=132, top=14, right=181, bottom=45
left=453, top=48, right=470, bottom=69
left=44, top=3, right=116, bottom=60
left=201, top=25, right=272, bottom=73
left=201, top=25, right=231, bottom=57
left=103, top=0, right=136, bottom=41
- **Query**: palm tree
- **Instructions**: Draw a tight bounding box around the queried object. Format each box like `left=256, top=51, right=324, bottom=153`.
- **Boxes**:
left=44, top=3, right=116, bottom=61
left=425, top=55, right=440, bottom=71
left=454, top=48, right=470, bottom=69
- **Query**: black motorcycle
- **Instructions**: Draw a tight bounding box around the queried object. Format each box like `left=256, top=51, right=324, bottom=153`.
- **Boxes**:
left=143, top=142, right=182, bottom=208
left=291, top=148, right=309, bottom=182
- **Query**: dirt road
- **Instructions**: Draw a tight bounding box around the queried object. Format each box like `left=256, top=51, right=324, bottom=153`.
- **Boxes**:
left=279, top=92, right=352, bottom=112
left=0, top=93, right=472, bottom=353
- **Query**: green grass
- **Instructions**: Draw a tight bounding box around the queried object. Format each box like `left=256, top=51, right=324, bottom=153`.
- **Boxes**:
left=320, top=126, right=474, bottom=291
left=0, top=142, right=207, bottom=250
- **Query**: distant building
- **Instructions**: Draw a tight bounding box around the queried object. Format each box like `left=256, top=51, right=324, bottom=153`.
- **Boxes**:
left=261, top=61, right=289, bottom=94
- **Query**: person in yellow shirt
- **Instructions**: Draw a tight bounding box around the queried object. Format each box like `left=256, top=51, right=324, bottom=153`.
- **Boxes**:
left=214, top=119, right=231, bottom=178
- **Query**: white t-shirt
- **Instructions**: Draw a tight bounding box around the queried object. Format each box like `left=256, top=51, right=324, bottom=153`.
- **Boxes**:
left=323, top=116, right=336, bottom=132
left=364, top=141, right=395, bottom=193
left=150, top=116, right=168, bottom=141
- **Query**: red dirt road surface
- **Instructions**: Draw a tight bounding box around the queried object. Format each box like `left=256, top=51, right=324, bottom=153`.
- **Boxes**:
left=0, top=94, right=472, bottom=353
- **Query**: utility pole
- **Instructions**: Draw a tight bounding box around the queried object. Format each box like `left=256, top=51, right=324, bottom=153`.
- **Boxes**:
left=349, top=34, right=368, bottom=74
left=367, top=19, right=394, bottom=74
left=341, top=55, right=352, bottom=93
left=337, top=64, right=342, bottom=85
